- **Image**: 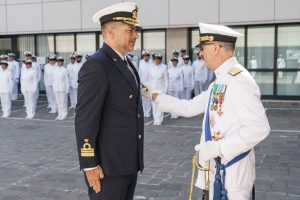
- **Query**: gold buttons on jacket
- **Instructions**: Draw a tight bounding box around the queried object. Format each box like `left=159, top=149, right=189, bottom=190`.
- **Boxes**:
left=129, top=94, right=133, bottom=99
left=138, top=134, right=142, bottom=139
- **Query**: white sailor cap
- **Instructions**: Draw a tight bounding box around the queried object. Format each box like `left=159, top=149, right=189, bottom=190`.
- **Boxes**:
left=172, top=49, right=179, bottom=54
left=8, top=53, right=15, bottom=57
left=0, top=54, right=8, bottom=59
left=183, top=55, right=190, bottom=59
left=92, top=2, right=141, bottom=30
left=48, top=54, right=56, bottom=60
left=154, top=53, right=163, bottom=59
left=142, top=50, right=150, bottom=56
left=70, top=54, right=76, bottom=58
left=57, top=56, right=64, bottom=61
left=180, top=48, right=187, bottom=53
left=74, top=52, right=83, bottom=57
left=196, top=22, right=243, bottom=47
left=24, top=51, right=32, bottom=56
left=0, top=60, right=8, bottom=65
left=24, top=60, right=32, bottom=64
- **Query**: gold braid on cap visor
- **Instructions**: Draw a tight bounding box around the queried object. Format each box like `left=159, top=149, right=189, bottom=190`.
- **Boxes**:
left=199, top=35, right=215, bottom=42
left=112, top=17, right=139, bottom=26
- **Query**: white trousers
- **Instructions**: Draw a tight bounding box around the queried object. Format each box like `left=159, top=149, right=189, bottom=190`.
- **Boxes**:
left=54, top=91, right=68, bottom=119
left=35, top=83, right=40, bottom=102
left=73, top=88, right=78, bottom=109
left=68, top=86, right=75, bottom=108
left=0, top=93, right=11, bottom=117
left=152, top=101, right=163, bottom=125
left=168, top=91, right=181, bottom=119
left=194, top=81, right=205, bottom=96
left=182, top=87, right=192, bottom=100
left=142, top=96, right=151, bottom=117
left=11, top=81, right=19, bottom=100
left=23, top=91, right=36, bottom=118
left=45, top=86, right=56, bottom=111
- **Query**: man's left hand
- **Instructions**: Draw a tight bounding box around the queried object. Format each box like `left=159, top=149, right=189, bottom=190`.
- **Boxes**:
left=198, top=141, right=221, bottom=161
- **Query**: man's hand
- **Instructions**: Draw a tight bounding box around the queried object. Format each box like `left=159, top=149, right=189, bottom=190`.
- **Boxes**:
left=198, top=141, right=221, bottom=161
left=140, top=83, right=161, bottom=100
left=85, top=166, right=104, bottom=193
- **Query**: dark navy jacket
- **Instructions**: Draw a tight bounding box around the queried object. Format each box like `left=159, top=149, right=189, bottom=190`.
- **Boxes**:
left=75, top=43, right=144, bottom=176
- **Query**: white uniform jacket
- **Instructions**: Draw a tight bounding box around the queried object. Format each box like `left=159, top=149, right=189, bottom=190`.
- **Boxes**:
left=44, top=63, right=57, bottom=87
left=0, top=70, right=13, bottom=93
left=52, top=67, right=69, bottom=93
left=154, top=57, right=270, bottom=196
left=168, top=66, right=184, bottom=92
left=138, top=60, right=153, bottom=83
left=193, top=59, right=206, bottom=82
left=8, top=61, right=20, bottom=81
left=67, top=63, right=76, bottom=86
left=182, top=64, right=194, bottom=88
left=72, top=62, right=83, bottom=89
left=21, top=68, right=38, bottom=93
left=148, top=63, right=168, bottom=93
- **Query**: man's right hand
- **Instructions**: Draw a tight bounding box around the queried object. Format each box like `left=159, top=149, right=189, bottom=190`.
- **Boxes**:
left=140, top=83, right=161, bottom=100
left=85, top=166, right=104, bottom=193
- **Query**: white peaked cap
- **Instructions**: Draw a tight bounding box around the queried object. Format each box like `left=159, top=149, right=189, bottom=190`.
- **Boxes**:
left=92, top=2, right=141, bottom=29
left=197, top=22, right=243, bottom=46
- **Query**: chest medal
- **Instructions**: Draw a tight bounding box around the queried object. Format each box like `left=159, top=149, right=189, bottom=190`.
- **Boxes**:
left=210, top=84, right=227, bottom=117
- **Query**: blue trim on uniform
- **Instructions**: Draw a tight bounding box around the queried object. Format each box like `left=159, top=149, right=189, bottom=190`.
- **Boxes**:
left=204, top=88, right=250, bottom=200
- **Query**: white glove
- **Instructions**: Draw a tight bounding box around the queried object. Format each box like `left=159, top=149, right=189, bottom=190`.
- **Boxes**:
left=140, top=83, right=161, bottom=99
left=198, top=141, right=221, bottom=161
left=194, top=144, right=201, bottom=151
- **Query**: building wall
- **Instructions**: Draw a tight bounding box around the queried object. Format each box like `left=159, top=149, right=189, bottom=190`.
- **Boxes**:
left=1, top=0, right=300, bottom=35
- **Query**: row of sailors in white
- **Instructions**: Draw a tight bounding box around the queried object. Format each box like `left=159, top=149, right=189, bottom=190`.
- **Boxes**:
left=21, top=51, right=42, bottom=107
left=44, top=52, right=83, bottom=114
left=22, top=57, right=69, bottom=120
left=0, top=61, right=14, bottom=118
left=44, top=52, right=83, bottom=118
left=0, top=53, right=20, bottom=101
left=139, top=51, right=213, bottom=125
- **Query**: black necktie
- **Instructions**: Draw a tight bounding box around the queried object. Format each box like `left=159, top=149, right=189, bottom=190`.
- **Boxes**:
left=124, top=58, right=138, bottom=87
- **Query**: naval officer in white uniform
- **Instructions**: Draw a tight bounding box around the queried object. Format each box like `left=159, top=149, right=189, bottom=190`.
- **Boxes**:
left=142, top=22, right=270, bottom=200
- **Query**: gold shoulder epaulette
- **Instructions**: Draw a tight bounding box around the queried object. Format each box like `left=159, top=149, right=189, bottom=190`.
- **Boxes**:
left=228, top=67, right=243, bottom=76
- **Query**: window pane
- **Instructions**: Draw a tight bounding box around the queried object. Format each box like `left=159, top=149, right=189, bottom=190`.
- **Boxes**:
left=251, top=72, right=274, bottom=95
left=36, top=35, right=54, bottom=58
left=76, top=33, right=96, bottom=57
left=17, top=35, right=35, bottom=59
left=278, top=25, right=300, bottom=69
left=277, top=71, right=300, bottom=96
left=248, top=27, right=275, bottom=69
left=232, top=27, right=245, bottom=66
left=143, top=31, right=166, bottom=63
left=99, top=34, right=103, bottom=48
left=130, top=32, right=141, bottom=69
left=0, top=38, right=12, bottom=55
left=56, top=34, right=75, bottom=63
left=191, top=29, right=199, bottom=62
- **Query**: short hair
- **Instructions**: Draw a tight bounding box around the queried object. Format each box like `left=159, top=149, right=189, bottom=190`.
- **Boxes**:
left=217, top=42, right=235, bottom=53
left=101, top=21, right=123, bottom=39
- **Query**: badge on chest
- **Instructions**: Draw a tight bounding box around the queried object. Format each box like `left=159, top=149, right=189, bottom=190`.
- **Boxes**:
left=210, top=84, right=227, bottom=117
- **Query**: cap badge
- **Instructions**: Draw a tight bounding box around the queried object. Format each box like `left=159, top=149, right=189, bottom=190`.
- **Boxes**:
left=132, top=8, right=138, bottom=20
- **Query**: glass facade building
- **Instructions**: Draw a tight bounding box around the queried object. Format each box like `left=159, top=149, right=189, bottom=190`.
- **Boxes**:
left=1, top=23, right=300, bottom=99
left=190, top=23, right=300, bottom=99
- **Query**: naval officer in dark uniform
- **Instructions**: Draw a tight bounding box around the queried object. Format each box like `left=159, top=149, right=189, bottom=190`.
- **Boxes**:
left=75, top=2, right=144, bottom=200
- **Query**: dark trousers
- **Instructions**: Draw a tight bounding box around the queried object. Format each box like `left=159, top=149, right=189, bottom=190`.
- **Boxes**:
left=84, top=173, right=138, bottom=200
